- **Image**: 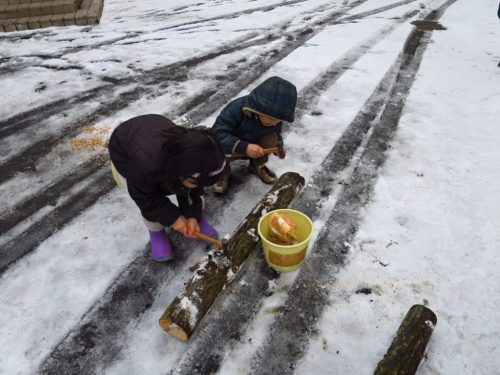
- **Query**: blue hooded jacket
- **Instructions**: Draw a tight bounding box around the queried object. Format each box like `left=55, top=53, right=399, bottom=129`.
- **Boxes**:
left=212, top=76, right=297, bottom=154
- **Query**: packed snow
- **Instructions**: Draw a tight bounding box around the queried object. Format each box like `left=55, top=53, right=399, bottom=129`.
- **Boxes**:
left=1, top=0, right=499, bottom=374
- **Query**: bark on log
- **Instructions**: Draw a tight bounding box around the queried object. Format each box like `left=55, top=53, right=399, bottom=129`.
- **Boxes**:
left=374, top=304, right=437, bottom=375
left=159, top=172, right=305, bottom=341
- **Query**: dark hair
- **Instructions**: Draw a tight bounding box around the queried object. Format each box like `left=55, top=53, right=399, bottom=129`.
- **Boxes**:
left=165, top=126, right=226, bottom=186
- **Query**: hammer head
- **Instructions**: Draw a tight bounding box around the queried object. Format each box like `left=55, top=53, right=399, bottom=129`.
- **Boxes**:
left=220, top=238, right=229, bottom=258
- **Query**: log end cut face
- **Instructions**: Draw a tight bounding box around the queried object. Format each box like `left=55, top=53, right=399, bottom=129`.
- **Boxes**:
left=159, top=319, right=188, bottom=342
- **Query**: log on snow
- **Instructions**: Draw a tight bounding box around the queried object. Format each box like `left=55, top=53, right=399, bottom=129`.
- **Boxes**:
left=159, top=172, right=305, bottom=341
left=374, top=304, right=437, bottom=375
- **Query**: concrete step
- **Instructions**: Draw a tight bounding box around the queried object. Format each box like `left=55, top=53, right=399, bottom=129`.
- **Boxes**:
left=0, top=0, right=102, bottom=32
left=0, top=0, right=57, bottom=4
left=0, top=0, right=55, bottom=5
left=0, top=1, right=82, bottom=19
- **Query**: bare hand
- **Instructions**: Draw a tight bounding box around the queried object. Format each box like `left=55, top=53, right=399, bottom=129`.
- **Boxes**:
left=187, top=218, right=200, bottom=238
left=246, top=144, right=265, bottom=158
left=172, top=215, right=190, bottom=236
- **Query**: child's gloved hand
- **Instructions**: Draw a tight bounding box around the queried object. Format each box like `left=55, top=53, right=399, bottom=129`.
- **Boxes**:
left=247, top=144, right=265, bottom=158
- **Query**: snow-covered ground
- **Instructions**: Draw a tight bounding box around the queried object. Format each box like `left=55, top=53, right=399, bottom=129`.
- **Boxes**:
left=0, top=0, right=499, bottom=374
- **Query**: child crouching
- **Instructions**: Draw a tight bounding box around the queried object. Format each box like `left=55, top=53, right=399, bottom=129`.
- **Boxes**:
left=108, top=114, right=228, bottom=262
left=211, top=76, right=297, bottom=193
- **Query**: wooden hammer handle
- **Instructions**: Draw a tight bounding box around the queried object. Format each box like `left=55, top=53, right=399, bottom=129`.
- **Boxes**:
left=193, top=231, right=223, bottom=249
left=230, top=147, right=280, bottom=158
left=263, top=147, right=279, bottom=154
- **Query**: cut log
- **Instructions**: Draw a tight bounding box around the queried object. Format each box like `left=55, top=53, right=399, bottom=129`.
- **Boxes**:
left=159, top=172, right=305, bottom=341
left=374, top=304, right=437, bottom=375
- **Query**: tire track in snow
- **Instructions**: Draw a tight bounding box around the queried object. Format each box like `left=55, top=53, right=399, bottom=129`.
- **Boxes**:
left=176, top=0, right=419, bottom=127
left=38, top=3, right=424, bottom=372
left=144, top=0, right=308, bottom=30
left=0, top=0, right=418, bottom=271
left=0, top=0, right=375, bottom=272
left=0, top=0, right=418, bottom=277
left=7, top=0, right=420, bottom=143
left=251, top=2, right=458, bottom=374
left=37, top=165, right=256, bottom=375
left=0, top=2, right=338, bottom=178
left=0, top=0, right=413, bottom=144
left=4, top=0, right=418, bottom=180
left=169, top=2, right=455, bottom=373
left=0, top=165, right=114, bottom=275
left=0, top=35, right=241, bottom=142
left=294, top=5, right=418, bottom=117
left=168, top=34, right=404, bottom=375
left=0, top=0, right=309, bottom=76
left=0, top=0, right=331, bottom=135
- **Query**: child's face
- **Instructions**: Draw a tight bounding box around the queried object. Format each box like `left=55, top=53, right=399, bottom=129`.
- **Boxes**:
left=258, top=114, right=281, bottom=127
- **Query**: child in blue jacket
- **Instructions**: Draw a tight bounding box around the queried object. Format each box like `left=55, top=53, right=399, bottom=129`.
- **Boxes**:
left=211, top=76, right=297, bottom=193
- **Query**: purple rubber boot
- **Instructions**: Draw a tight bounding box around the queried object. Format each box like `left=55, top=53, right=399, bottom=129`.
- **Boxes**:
left=199, top=213, right=218, bottom=238
left=148, top=230, right=174, bottom=262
